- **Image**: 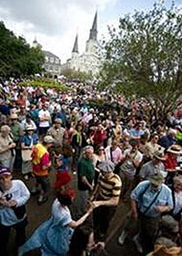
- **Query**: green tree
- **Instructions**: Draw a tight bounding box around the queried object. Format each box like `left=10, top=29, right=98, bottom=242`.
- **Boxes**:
left=99, top=1, right=182, bottom=122
left=0, top=21, right=45, bottom=78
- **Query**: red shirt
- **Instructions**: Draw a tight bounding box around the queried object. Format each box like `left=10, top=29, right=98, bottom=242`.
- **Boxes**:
left=164, top=153, right=177, bottom=172
left=93, top=130, right=107, bottom=146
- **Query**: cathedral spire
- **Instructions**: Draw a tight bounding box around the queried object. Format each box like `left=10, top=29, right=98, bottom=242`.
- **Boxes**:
left=72, top=34, right=79, bottom=53
left=89, top=11, right=97, bottom=41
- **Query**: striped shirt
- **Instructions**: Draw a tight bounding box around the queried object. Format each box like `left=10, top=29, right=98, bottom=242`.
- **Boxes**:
left=97, top=173, right=122, bottom=201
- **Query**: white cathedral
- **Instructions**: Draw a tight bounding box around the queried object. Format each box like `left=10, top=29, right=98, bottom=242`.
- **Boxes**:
left=61, top=12, right=101, bottom=76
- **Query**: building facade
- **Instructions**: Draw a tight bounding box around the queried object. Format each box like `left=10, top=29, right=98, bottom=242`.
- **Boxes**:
left=61, top=12, right=101, bottom=76
left=32, top=39, right=61, bottom=77
left=43, top=51, right=61, bottom=76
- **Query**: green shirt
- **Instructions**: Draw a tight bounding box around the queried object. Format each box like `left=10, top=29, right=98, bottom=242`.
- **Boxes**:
left=77, top=157, right=95, bottom=191
left=11, top=123, right=21, bottom=142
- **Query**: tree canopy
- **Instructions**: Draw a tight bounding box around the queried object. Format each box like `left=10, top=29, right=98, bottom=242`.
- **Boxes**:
left=0, top=22, right=45, bottom=78
left=99, top=1, right=182, bottom=122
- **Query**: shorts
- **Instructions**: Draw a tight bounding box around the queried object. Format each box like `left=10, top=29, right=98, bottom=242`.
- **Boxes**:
left=35, top=175, right=50, bottom=193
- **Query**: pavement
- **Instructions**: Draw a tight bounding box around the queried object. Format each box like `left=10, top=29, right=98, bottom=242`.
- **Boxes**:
left=8, top=170, right=141, bottom=256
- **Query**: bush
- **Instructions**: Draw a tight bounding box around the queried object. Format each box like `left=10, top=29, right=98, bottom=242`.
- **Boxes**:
left=19, top=78, right=70, bottom=92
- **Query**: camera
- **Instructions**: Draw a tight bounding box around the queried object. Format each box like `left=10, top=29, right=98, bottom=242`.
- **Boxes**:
left=5, top=193, right=12, bottom=201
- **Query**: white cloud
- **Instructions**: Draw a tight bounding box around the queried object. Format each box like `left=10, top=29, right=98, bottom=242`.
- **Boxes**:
left=0, top=0, right=118, bottom=62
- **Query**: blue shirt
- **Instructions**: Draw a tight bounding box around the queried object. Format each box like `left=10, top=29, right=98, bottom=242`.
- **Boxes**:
left=57, top=156, right=70, bottom=172
left=20, top=134, right=39, bottom=146
left=158, top=135, right=176, bottom=151
left=128, top=128, right=144, bottom=138
left=131, top=180, right=173, bottom=217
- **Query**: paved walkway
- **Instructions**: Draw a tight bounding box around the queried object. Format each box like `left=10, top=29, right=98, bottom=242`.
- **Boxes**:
left=8, top=170, right=140, bottom=256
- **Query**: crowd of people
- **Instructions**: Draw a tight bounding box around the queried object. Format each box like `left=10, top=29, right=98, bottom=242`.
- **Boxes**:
left=0, top=79, right=182, bottom=256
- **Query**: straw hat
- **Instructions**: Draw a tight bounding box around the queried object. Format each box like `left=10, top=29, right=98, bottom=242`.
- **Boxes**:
left=10, top=113, right=18, bottom=119
left=25, top=124, right=35, bottom=131
left=168, top=128, right=177, bottom=135
left=167, top=145, right=182, bottom=155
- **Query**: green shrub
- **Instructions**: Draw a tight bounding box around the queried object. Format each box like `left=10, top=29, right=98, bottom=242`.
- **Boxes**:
left=19, top=78, right=70, bottom=92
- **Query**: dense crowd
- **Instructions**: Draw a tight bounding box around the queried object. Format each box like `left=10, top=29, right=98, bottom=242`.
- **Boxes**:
left=0, top=79, right=182, bottom=256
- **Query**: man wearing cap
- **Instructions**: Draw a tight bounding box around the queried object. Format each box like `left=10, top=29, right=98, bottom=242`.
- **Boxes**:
left=130, top=173, right=173, bottom=254
left=47, top=118, right=65, bottom=147
left=0, top=166, right=30, bottom=255
left=31, top=135, right=54, bottom=204
left=91, top=160, right=122, bottom=241
left=139, top=149, right=167, bottom=181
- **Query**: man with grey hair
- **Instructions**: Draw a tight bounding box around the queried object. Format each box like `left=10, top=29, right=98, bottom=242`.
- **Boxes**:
left=0, top=125, right=16, bottom=170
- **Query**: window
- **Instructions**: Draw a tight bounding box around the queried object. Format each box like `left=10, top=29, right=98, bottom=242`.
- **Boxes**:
left=55, top=58, right=59, bottom=64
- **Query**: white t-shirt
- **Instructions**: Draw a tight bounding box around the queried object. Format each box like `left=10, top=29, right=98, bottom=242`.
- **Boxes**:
left=39, top=109, right=51, bottom=128
left=0, top=180, right=30, bottom=226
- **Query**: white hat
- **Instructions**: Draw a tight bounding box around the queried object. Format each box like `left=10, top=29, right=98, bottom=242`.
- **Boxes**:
left=43, top=135, right=54, bottom=144
left=25, top=124, right=35, bottom=131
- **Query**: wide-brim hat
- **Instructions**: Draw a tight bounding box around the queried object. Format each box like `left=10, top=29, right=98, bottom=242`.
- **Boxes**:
left=153, top=149, right=166, bottom=161
left=167, top=145, right=182, bottom=155
left=25, top=125, right=35, bottom=131
left=10, top=113, right=18, bottom=119
left=98, top=160, right=115, bottom=173
left=168, top=128, right=177, bottom=135
left=149, top=173, right=165, bottom=186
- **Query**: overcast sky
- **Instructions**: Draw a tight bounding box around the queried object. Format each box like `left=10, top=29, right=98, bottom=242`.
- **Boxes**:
left=0, top=0, right=181, bottom=62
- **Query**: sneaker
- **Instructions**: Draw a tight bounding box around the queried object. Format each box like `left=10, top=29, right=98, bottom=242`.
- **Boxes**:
left=37, top=195, right=48, bottom=205
left=118, top=230, right=127, bottom=246
left=24, top=175, right=29, bottom=180
left=133, top=234, right=143, bottom=254
left=31, top=187, right=40, bottom=195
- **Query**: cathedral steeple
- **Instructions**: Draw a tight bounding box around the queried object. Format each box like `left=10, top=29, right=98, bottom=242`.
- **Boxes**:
left=89, top=11, right=97, bottom=41
left=72, top=34, right=79, bottom=53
